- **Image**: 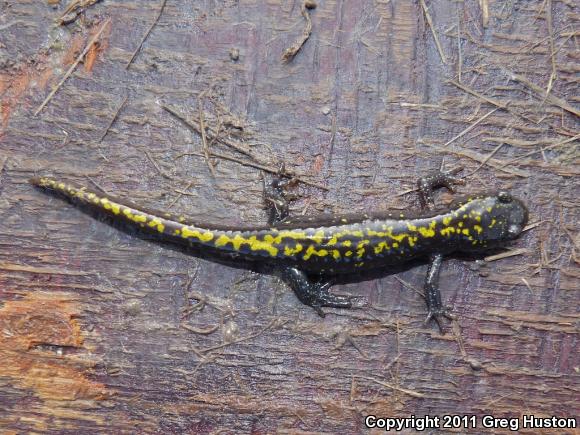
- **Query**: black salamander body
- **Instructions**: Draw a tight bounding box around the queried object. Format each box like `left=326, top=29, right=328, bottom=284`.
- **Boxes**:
left=31, top=172, right=528, bottom=327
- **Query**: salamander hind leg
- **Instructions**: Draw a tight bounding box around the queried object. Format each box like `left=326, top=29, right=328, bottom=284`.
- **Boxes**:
left=281, top=267, right=354, bottom=317
left=423, top=254, right=456, bottom=331
left=263, top=163, right=298, bottom=225
left=417, top=167, right=465, bottom=210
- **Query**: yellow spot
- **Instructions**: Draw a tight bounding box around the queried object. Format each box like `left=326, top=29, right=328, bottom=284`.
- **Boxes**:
left=181, top=227, right=214, bottom=242
left=355, top=262, right=364, bottom=267
left=408, top=236, right=418, bottom=247
left=212, top=233, right=278, bottom=256
left=406, top=223, right=417, bottom=231
left=258, top=230, right=308, bottom=246
left=100, top=198, right=112, bottom=210
left=440, top=227, right=456, bottom=237
left=215, top=234, right=231, bottom=247
left=311, top=230, right=326, bottom=244
left=248, top=237, right=279, bottom=256
left=332, top=250, right=341, bottom=259
left=418, top=226, right=436, bottom=238
left=174, top=229, right=181, bottom=236
left=303, top=245, right=328, bottom=260
left=342, top=240, right=352, bottom=247
left=458, top=222, right=464, bottom=228
left=345, top=250, right=353, bottom=257
left=473, top=225, right=483, bottom=234
left=387, top=231, right=407, bottom=242
left=272, top=230, right=308, bottom=243
left=89, top=193, right=100, bottom=204
left=443, top=217, right=452, bottom=226
left=366, top=229, right=387, bottom=237
left=392, top=242, right=399, bottom=249
left=148, top=218, right=165, bottom=233
left=490, top=219, right=496, bottom=228
left=487, top=207, right=493, bottom=213
left=356, top=240, right=370, bottom=258
left=374, top=241, right=390, bottom=254
left=475, top=215, right=481, bottom=222
left=284, top=244, right=303, bottom=256
left=122, top=208, right=147, bottom=223
left=462, top=228, right=470, bottom=236
left=326, top=235, right=339, bottom=246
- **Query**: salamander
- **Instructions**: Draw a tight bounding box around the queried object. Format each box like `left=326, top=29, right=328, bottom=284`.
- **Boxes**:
left=30, top=169, right=528, bottom=328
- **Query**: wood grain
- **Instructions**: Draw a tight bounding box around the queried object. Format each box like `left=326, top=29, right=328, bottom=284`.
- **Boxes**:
left=1, top=0, right=578, bottom=432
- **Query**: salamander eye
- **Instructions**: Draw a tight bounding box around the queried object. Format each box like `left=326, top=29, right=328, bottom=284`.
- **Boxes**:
left=498, top=191, right=512, bottom=203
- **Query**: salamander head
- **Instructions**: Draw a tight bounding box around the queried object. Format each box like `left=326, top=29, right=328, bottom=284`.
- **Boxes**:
left=453, top=192, right=528, bottom=248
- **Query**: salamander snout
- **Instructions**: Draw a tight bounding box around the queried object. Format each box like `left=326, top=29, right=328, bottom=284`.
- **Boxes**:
left=497, top=192, right=528, bottom=240
left=462, top=193, right=529, bottom=247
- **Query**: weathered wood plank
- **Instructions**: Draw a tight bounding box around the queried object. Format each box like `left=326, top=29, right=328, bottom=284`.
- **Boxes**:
left=1, top=0, right=578, bottom=432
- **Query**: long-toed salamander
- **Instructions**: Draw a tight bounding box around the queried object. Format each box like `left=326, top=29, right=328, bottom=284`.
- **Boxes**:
left=30, top=168, right=528, bottom=327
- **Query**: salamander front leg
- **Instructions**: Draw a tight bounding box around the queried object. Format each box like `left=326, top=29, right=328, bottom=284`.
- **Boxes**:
left=417, top=168, right=462, bottom=330
left=417, top=167, right=464, bottom=210
left=282, top=267, right=354, bottom=317
left=424, top=253, right=456, bottom=331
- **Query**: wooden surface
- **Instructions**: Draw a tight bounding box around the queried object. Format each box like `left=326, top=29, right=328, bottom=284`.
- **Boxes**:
left=1, top=0, right=578, bottom=433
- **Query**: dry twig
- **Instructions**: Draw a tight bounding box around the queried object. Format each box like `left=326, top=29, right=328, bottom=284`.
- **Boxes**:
left=420, top=0, right=447, bottom=64
left=442, top=108, right=500, bottom=148
left=503, top=68, right=580, bottom=118
left=98, top=95, right=127, bottom=142
left=502, top=134, right=580, bottom=166
left=544, top=0, right=558, bottom=102
left=354, top=376, right=425, bottom=399
left=448, top=80, right=543, bottom=126
left=466, top=141, right=506, bottom=176
left=59, top=0, right=101, bottom=25
left=478, top=0, right=489, bottom=28
left=162, top=105, right=329, bottom=190
left=144, top=149, right=174, bottom=180
left=197, top=94, right=216, bottom=176
left=177, top=151, right=328, bottom=190
left=200, top=318, right=286, bottom=354
left=162, top=104, right=255, bottom=159
left=126, top=0, right=168, bottom=69
left=456, top=10, right=463, bottom=81
left=485, top=248, right=530, bottom=262
left=282, top=1, right=314, bottom=62
left=424, top=143, right=530, bottom=177
left=35, top=19, right=111, bottom=116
